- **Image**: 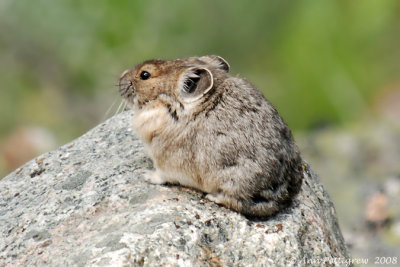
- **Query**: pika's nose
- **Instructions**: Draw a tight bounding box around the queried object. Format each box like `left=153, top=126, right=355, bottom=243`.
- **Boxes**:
left=119, top=75, right=134, bottom=96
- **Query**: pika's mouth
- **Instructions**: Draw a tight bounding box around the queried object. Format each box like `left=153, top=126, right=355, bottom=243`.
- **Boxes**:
left=119, top=77, right=135, bottom=103
left=118, top=78, right=152, bottom=109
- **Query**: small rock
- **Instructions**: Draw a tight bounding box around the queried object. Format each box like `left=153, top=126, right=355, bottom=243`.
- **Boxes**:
left=365, top=191, right=389, bottom=231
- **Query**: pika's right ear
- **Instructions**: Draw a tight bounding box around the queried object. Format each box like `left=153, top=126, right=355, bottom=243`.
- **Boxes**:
left=199, top=55, right=230, bottom=72
left=179, top=67, right=213, bottom=103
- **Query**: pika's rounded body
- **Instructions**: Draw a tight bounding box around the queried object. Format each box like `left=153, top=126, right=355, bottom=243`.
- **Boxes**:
left=119, top=56, right=303, bottom=217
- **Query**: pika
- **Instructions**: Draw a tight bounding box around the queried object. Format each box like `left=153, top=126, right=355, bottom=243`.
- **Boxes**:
left=119, top=55, right=303, bottom=217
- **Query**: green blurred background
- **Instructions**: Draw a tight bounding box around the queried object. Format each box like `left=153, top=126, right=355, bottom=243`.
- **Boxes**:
left=1, top=0, right=400, bottom=261
left=1, top=0, right=399, bottom=143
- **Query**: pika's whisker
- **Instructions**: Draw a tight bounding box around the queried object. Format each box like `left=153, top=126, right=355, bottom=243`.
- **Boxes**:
left=115, top=100, right=125, bottom=116
left=102, top=96, right=120, bottom=121
left=122, top=101, right=128, bottom=112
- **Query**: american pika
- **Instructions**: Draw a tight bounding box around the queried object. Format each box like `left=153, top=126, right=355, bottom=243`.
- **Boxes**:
left=119, top=55, right=303, bottom=217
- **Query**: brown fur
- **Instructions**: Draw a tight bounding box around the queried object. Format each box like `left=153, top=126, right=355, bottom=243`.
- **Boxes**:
left=119, top=55, right=303, bottom=218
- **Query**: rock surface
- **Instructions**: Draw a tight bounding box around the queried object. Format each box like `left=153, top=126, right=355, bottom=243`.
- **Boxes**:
left=0, top=111, right=350, bottom=266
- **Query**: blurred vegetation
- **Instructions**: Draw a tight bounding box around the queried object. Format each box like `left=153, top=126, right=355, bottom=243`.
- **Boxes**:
left=0, top=0, right=399, bottom=172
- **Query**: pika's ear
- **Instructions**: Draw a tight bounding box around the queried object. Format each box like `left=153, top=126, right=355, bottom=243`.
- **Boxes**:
left=199, top=55, right=230, bottom=72
left=179, top=67, right=213, bottom=103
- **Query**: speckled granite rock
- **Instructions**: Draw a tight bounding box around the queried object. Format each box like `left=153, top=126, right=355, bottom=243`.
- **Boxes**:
left=0, top=111, right=350, bottom=266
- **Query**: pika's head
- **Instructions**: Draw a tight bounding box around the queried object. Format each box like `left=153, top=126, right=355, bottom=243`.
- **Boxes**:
left=119, top=55, right=230, bottom=112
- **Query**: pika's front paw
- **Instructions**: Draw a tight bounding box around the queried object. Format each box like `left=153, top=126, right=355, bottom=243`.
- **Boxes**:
left=143, top=170, right=166, bottom=185
left=206, top=192, right=223, bottom=204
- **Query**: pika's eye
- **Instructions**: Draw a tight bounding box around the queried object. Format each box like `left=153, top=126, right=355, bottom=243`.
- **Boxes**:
left=140, top=71, right=151, bottom=80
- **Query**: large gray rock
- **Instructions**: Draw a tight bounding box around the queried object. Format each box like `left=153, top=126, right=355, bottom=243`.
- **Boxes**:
left=0, top=111, right=350, bottom=266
